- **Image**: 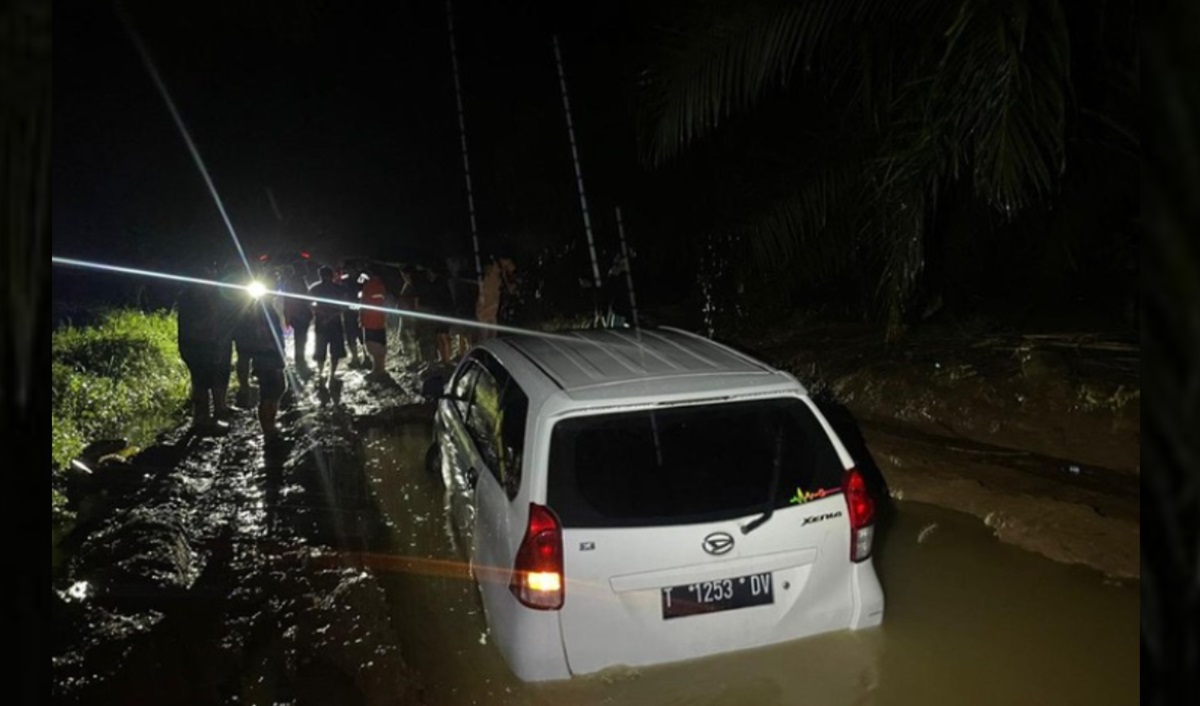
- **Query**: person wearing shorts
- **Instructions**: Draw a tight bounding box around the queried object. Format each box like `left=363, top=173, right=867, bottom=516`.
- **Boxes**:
left=421, top=267, right=454, bottom=363
left=341, top=265, right=366, bottom=368
left=282, top=265, right=313, bottom=374
left=237, top=295, right=287, bottom=442
left=309, top=265, right=347, bottom=390
left=231, top=302, right=258, bottom=409
left=360, top=263, right=389, bottom=380
left=397, top=266, right=421, bottom=363
left=445, top=256, right=474, bottom=361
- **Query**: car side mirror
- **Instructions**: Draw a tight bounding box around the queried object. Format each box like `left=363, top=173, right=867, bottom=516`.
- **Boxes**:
left=421, top=373, right=466, bottom=402
left=433, top=390, right=469, bottom=403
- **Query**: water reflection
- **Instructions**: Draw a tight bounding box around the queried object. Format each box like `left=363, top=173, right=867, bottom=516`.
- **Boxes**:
left=65, top=580, right=92, bottom=602
left=362, top=425, right=1137, bottom=706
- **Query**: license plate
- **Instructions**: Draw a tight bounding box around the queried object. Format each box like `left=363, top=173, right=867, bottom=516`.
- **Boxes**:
left=661, top=572, right=774, bottom=619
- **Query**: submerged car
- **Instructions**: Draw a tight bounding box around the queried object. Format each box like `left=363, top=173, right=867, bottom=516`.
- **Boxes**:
left=428, top=327, right=884, bottom=681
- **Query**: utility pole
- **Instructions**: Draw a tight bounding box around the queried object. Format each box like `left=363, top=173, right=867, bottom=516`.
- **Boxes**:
left=446, top=0, right=483, bottom=290
left=552, top=35, right=603, bottom=304
left=615, top=206, right=640, bottom=329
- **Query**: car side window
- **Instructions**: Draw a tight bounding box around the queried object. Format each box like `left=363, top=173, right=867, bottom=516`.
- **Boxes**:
left=466, top=366, right=502, bottom=471
left=460, top=353, right=528, bottom=501
left=452, top=361, right=481, bottom=419
left=496, top=378, right=528, bottom=500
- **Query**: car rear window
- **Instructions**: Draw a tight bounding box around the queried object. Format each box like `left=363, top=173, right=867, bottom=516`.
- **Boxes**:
left=547, top=397, right=846, bottom=528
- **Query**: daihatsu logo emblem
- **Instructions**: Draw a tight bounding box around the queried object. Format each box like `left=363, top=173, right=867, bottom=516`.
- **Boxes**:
left=702, top=532, right=734, bottom=556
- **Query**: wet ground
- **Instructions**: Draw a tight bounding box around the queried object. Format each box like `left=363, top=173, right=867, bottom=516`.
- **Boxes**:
left=52, top=346, right=435, bottom=705
left=737, top=321, right=1141, bottom=579
left=52, top=330, right=1140, bottom=705
left=742, top=322, right=1139, bottom=472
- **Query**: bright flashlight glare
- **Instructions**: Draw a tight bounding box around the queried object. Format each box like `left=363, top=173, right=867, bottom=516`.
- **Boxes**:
left=247, top=281, right=268, bottom=299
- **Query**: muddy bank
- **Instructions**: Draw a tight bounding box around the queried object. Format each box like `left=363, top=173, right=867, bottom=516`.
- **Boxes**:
left=737, top=321, right=1140, bottom=579
left=52, top=367, right=432, bottom=705
left=744, top=323, right=1139, bottom=471
left=863, top=423, right=1139, bottom=579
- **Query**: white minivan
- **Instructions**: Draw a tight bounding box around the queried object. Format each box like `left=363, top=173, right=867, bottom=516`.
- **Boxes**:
left=429, top=327, right=884, bottom=681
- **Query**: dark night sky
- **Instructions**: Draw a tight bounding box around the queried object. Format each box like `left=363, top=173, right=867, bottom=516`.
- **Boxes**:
left=54, top=0, right=656, bottom=276
left=55, top=0, right=1139, bottom=323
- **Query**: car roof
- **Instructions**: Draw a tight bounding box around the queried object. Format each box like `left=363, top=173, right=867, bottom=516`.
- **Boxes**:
left=495, top=327, right=793, bottom=398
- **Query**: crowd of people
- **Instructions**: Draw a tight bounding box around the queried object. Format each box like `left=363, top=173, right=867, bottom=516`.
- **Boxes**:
left=174, top=252, right=523, bottom=442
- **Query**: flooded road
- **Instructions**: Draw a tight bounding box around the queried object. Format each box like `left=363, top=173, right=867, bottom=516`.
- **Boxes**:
left=361, top=423, right=1138, bottom=706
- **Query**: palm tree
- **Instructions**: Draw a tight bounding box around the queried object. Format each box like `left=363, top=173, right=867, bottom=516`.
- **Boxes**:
left=638, top=0, right=1078, bottom=339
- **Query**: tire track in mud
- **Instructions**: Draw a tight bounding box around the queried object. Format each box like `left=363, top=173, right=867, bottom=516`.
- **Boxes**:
left=859, top=421, right=1140, bottom=580
left=741, top=324, right=1141, bottom=580
left=52, top=371, right=430, bottom=706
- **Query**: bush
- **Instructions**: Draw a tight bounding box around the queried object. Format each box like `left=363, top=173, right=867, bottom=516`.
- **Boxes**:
left=51, top=309, right=190, bottom=469
left=538, top=313, right=595, bottom=332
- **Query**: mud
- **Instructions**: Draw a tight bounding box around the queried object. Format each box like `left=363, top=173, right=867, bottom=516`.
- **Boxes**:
left=745, top=323, right=1138, bottom=468
left=52, top=364, right=428, bottom=706
left=738, top=321, right=1141, bottom=578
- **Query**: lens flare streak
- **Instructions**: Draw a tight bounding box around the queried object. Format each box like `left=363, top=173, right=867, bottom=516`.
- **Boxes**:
left=114, top=2, right=254, bottom=277
left=51, top=256, right=579, bottom=340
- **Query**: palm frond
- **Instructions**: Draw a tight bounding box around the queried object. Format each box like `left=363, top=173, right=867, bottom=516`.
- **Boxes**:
left=737, top=158, right=869, bottom=279
left=639, top=0, right=889, bottom=165
left=639, top=0, right=1076, bottom=331
left=871, top=183, right=928, bottom=339
left=932, top=0, right=1070, bottom=213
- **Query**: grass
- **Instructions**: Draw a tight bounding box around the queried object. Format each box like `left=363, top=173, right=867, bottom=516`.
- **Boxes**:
left=51, top=308, right=190, bottom=477
left=536, top=313, right=597, bottom=332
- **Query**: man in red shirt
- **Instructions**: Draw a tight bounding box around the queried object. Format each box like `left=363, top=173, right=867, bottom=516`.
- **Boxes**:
left=360, top=263, right=390, bottom=380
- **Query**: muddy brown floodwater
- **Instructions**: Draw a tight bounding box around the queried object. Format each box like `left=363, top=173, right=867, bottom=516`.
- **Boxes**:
left=362, top=422, right=1138, bottom=706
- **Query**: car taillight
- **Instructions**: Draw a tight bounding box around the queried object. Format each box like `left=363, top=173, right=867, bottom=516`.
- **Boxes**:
left=843, top=467, right=875, bottom=562
left=510, top=503, right=564, bottom=610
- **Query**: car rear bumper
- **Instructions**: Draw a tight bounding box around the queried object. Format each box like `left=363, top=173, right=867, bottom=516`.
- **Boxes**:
left=850, top=561, right=885, bottom=629
left=490, top=597, right=573, bottom=682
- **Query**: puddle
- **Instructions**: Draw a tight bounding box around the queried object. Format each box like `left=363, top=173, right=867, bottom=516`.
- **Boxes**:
left=363, top=425, right=1138, bottom=706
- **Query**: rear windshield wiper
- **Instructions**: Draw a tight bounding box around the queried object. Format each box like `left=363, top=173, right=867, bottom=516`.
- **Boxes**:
left=741, top=426, right=784, bottom=535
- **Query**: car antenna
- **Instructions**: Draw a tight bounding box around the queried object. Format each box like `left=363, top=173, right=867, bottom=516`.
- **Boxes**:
left=615, top=206, right=641, bottom=331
